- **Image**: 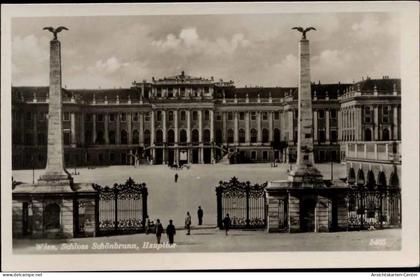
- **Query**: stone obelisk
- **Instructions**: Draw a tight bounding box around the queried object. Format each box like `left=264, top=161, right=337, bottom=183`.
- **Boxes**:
left=38, top=30, right=73, bottom=185
left=289, top=29, right=322, bottom=182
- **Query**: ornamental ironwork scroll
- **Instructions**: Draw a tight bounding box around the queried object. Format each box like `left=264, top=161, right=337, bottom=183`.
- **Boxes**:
left=346, top=184, right=400, bottom=230
left=216, top=176, right=267, bottom=229
left=92, top=177, right=148, bottom=236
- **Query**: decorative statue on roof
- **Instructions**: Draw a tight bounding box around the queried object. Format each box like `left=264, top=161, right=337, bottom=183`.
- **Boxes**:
left=291, top=27, right=316, bottom=39
left=43, top=26, right=69, bottom=40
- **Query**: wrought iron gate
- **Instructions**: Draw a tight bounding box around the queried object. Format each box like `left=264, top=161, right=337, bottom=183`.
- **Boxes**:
left=216, top=177, right=267, bottom=229
left=347, top=186, right=401, bottom=230
left=92, top=177, right=148, bottom=236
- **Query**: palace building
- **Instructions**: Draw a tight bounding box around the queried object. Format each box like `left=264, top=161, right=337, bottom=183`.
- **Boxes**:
left=11, top=72, right=401, bottom=170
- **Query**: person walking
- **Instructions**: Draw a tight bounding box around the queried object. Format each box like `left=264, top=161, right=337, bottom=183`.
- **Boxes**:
left=222, top=213, right=231, bottom=236
left=166, top=219, right=176, bottom=245
left=185, top=211, right=192, bottom=235
left=155, top=219, right=164, bottom=244
left=197, top=206, right=204, bottom=226
left=145, top=215, right=151, bottom=235
left=174, top=173, right=179, bottom=183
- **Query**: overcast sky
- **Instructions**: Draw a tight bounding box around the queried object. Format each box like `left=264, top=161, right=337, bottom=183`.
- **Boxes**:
left=11, top=12, right=400, bottom=89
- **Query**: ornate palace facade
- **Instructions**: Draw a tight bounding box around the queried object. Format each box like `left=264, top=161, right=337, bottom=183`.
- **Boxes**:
left=11, top=72, right=401, bottom=169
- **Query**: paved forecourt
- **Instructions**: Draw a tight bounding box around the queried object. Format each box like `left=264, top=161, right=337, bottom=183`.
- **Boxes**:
left=13, top=163, right=346, bottom=228
left=13, top=228, right=400, bottom=253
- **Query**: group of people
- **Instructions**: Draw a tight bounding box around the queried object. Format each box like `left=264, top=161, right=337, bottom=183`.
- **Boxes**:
left=146, top=206, right=206, bottom=245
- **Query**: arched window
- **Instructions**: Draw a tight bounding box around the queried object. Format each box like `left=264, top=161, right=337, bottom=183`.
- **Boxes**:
left=357, top=169, right=365, bottom=186
left=192, top=129, right=199, bottom=143
left=167, top=129, right=175, bottom=144
left=382, top=128, right=390, bottom=141
left=180, top=129, right=187, bottom=143
left=168, top=111, right=174, bottom=121
left=144, top=130, right=150, bottom=145
left=365, top=129, right=372, bottom=141
left=227, top=129, right=234, bottom=143
left=239, top=129, right=245, bottom=143
left=215, top=129, right=223, bottom=144
left=132, top=130, right=139, bottom=144
left=192, top=111, right=198, bottom=121
left=156, top=129, right=163, bottom=144
left=251, top=128, right=258, bottom=143
left=348, top=167, right=356, bottom=185
left=44, top=203, right=60, bottom=229
left=367, top=170, right=376, bottom=190
left=121, top=130, right=128, bottom=144
left=109, top=131, right=116, bottom=144
left=203, top=129, right=211, bottom=143
left=274, top=128, right=281, bottom=144
left=378, top=171, right=387, bottom=187
left=262, top=128, right=269, bottom=143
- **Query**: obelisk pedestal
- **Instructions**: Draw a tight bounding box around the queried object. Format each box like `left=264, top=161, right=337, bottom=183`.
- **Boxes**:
left=288, top=38, right=322, bottom=182
left=38, top=39, right=73, bottom=186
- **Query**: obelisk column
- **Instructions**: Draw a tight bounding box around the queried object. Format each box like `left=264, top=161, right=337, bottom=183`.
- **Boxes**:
left=289, top=34, right=322, bottom=181
left=39, top=38, right=72, bottom=183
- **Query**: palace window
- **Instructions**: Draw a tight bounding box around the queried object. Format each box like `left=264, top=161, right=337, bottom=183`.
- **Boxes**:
left=250, top=129, right=258, bottom=143
left=262, top=112, right=268, bottom=120
left=319, top=130, right=326, bottom=143
left=133, top=113, right=139, bottom=122
left=121, top=130, right=128, bottom=144
left=263, top=151, right=268, bottom=161
left=216, top=112, right=222, bottom=121
left=63, top=131, right=71, bottom=145
left=132, top=130, right=139, bottom=144
left=145, top=112, right=150, bottom=122
left=63, top=112, right=70, bottom=121
left=97, top=114, right=103, bottom=122
left=37, top=133, right=46, bottom=145
left=180, top=111, right=186, bottom=121
left=120, top=113, right=126, bottom=122
left=156, top=88, right=162, bottom=98
left=180, top=129, right=187, bottom=143
left=251, top=151, right=257, bottom=160
left=274, top=111, right=280, bottom=120
left=364, top=107, right=372, bottom=123
left=318, top=110, right=325, bottom=119
left=168, top=88, right=173, bottom=98
left=109, top=113, right=115, bottom=122
left=227, top=129, right=234, bottom=143
left=144, top=130, right=151, bottom=145
left=331, top=130, right=337, bottom=142
left=239, top=129, right=245, bottom=143
left=203, top=129, right=211, bottom=143
left=168, top=111, right=174, bottom=121
left=39, top=112, right=46, bottom=121
left=228, top=112, right=233, bottom=121
left=109, top=131, right=116, bottom=144
left=26, top=112, right=32, bottom=121
left=251, top=112, right=256, bottom=121
left=330, top=110, right=337, bottom=119
left=156, top=111, right=162, bottom=122
left=239, top=112, right=245, bottom=121
left=204, top=110, right=210, bottom=121
left=192, top=111, right=198, bottom=121
left=262, top=129, right=269, bottom=143
left=382, top=106, right=390, bottom=123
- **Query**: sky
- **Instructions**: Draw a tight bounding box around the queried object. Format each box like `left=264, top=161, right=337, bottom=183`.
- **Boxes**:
left=11, top=12, right=401, bottom=89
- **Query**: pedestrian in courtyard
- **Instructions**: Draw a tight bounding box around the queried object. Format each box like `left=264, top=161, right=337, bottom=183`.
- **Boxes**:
left=223, top=213, right=231, bottom=236
left=145, top=215, right=151, bottom=234
left=197, top=206, right=204, bottom=226
left=185, top=211, right=192, bottom=235
left=155, top=219, right=164, bottom=244
left=166, top=219, right=176, bottom=245
left=175, top=173, right=179, bottom=183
